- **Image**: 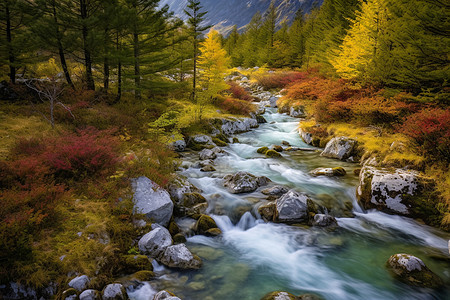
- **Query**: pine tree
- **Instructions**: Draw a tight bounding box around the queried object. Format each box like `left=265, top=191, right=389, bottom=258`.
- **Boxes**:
left=184, top=0, right=211, bottom=102
left=197, top=29, right=230, bottom=119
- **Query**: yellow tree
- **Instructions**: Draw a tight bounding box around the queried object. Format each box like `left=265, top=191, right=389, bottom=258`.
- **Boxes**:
left=197, top=29, right=230, bottom=119
left=331, top=0, right=391, bottom=82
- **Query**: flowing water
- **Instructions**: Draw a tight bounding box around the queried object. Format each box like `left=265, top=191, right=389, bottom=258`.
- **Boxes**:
left=129, top=108, right=450, bottom=300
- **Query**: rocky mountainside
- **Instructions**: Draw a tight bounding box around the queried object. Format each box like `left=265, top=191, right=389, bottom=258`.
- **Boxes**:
left=160, top=0, right=322, bottom=35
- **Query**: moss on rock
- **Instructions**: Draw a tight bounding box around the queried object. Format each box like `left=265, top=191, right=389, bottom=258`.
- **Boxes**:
left=121, top=255, right=153, bottom=273
left=257, top=147, right=269, bottom=154
left=131, top=270, right=155, bottom=282
left=266, top=150, right=282, bottom=158
left=332, top=167, right=346, bottom=176
left=195, top=215, right=219, bottom=234
left=212, top=138, right=228, bottom=147
left=273, top=145, right=283, bottom=152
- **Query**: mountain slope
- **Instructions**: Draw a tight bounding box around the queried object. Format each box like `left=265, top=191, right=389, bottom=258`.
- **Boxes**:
left=160, top=0, right=322, bottom=35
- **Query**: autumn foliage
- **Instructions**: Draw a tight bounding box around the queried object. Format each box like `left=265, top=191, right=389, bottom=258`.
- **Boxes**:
left=256, top=71, right=307, bottom=89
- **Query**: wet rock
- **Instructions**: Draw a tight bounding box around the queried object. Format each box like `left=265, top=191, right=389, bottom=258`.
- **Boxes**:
left=160, top=244, right=202, bottom=269
left=258, top=201, right=276, bottom=221
left=173, top=233, right=187, bottom=244
left=282, top=141, right=291, bottom=146
left=221, top=117, right=258, bottom=135
left=169, top=139, right=186, bottom=152
left=68, top=275, right=90, bottom=292
left=256, top=115, right=267, bottom=123
left=121, top=255, right=153, bottom=273
left=153, top=290, right=181, bottom=300
left=167, top=176, right=201, bottom=204
left=269, top=96, right=278, bottom=108
left=187, top=135, right=215, bottom=150
left=261, top=186, right=289, bottom=197
left=199, top=148, right=217, bottom=160
left=299, top=128, right=313, bottom=145
left=132, top=177, right=173, bottom=227
left=233, top=137, right=240, bottom=143
left=357, top=166, right=432, bottom=216
left=168, top=220, right=181, bottom=236
left=200, top=164, right=216, bottom=172
left=257, top=146, right=269, bottom=154
left=205, top=228, right=222, bottom=236
left=102, top=283, right=128, bottom=300
left=79, top=289, right=101, bottom=300
left=266, top=150, right=282, bottom=158
left=290, top=106, right=306, bottom=118
left=273, top=145, right=283, bottom=152
left=386, top=254, right=443, bottom=288
left=223, top=171, right=271, bottom=194
left=192, top=135, right=213, bottom=144
left=320, top=137, right=357, bottom=161
left=179, top=193, right=208, bottom=216
left=310, top=167, right=346, bottom=177
left=195, top=214, right=219, bottom=234
left=129, top=270, right=155, bottom=282
left=138, top=225, right=173, bottom=258
left=298, top=294, right=324, bottom=300
left=275, top=190, right=317, bottom=224
left=311, top=214, right=338, bottom=227
left=261, top=291, right=298, bottom=300
left=212, top=137, right=228, bottom=147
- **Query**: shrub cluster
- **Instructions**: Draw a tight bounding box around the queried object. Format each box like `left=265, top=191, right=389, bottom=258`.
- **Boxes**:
left=256, top=71, right=307, bottom=89
left=215, top=95, right=254, bottom=115
left=226, top=81, right=253, bottom=101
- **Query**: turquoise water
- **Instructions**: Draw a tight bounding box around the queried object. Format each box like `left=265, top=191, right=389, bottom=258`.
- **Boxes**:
left=129, top=109, right=450, bottom=300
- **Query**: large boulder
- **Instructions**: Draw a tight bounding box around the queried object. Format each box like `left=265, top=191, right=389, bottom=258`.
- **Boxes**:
left=221, top=118, right=258, bottom=135
left=386, top=254, right=443, bottom=288
left=153, top=290, right=181, bottom=300
left=223, top=172, right=271, bottom=194
left=357, top=166, right=431, bottom=216
left=138, top=225, right=173, bottom=258
left=195, top=214, right=220, bottom=235
left=199, top=148, right=217, bottom=160
left=102, top=284, right=128, bottom=300
left=160, top=244, right=202, bottom=270
left=320, top=137, right=357, bottom=161
left=275, top=190, right=317, bottom=224
left=132, top=177, right=173, bottom=227
left=68, top=275, right=90, bottom=292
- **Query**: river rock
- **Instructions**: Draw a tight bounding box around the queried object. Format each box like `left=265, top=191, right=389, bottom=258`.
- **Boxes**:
left=178, top=193, right=208, bottom=216
left=160, top=244, right=202, bottom=269
left=79, top=289, right=101, bottom=300
left=261, top=291, right=298, bottom=300
left=68, top=275, right=90, bottom=292
left=138, top=225, right=173, bottom=258
left=201, top=165, right=216, bottom=172
left=102, top=284, right=128, bottom=300
left=167, top=176, right=201, bottom=204
left=261, top=186, right=289, bottom=197
left=299, top=128, right=313, bottom=145
left=132, top=177, right=173, bottom=227
left=311, top=214, right=338, bottom=227
left=258, top=201, right=276, bottom=221
left=169, top=139, right=186, bottom=152
left=386, top=254, right=443, bottom=288
left=310, top=167, right=346, bottom=177
left=223, top=171, right=271, bottom=194
left=62, top=288, right=78, bottom=300
left=269, top=96, right=278, bottom=108
left=275, top=190, right=317, bottom=224
left=357, top=166, right=430, bottom=216
left=192, top=134, right=213, bottom=144
left=290, top=106, right=306, bottom=118
left=153, top=290, right=181, bottom=300
left=195, top=214, right=220, bottom=234
left=199, top=148, right=217, bottom=160
left=221, top=118, right=258, bottom=135
left=320, top=137, right=357, bottom=161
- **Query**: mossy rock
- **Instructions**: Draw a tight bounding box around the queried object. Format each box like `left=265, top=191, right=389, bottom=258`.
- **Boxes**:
left=182, top=193, right=207, bottom=208
left=168, top=221, right=181, bottom=236
left=212, top=137, right=228, bottom=147
left=312, top=138, right=321, bottom=147
left=298, top=294, right=324, bottom=300
left=265, top=150, right=282, bottom=158
left=195, top=214, right=219, bottom=234
left=257, top=146, right=269, bottom=154
left=214, top=134, right=229, bottom=143
left=332, top=167, right=346, bottom=176
left=273, top=145, right=283, bottom=152
left=121, top=255, right=153, bottom=273
left=261, top=291, right=298, bottom=300
left=205, top=228, right=222, bottom=236
left=201, top=165, right=216, bottom=172
left=232, top=137, right=240, bottom=143
left=173, top=233, right=187, bottom=244
left=353, top=168, right=362, bottom=176
left=319, top=137, right=331, bottom=148
left=131, top=270, right=155, bottom=282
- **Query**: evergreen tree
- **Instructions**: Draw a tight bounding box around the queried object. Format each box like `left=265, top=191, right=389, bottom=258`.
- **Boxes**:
left=184, top=0, right=211, bottom=102
left=288, top=8, right=306, bottom=67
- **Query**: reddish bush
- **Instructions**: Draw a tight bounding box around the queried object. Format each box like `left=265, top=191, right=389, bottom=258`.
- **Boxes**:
left=399, top=108, right=450, bottom=160
left=256, top=72, right=307, bottom=89
left=216, top=97, right=254, bottom=115
left=226, top=81, right=253, bottom=101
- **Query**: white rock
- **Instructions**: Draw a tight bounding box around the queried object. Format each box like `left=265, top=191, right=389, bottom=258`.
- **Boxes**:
left=79, top=289, right=100, bottom=300
left=199, top=149, right=217, bottom=160
left=167, top=176, right=200, bottom=204
left=221, top=118, right=258, bottom=135
left=170, top=139, right=186, bottom=152
left=132, top=177, right=174, bottom=226
left=298, top=128, right=313, bottom=145
left=276, top=190, right=314, bottom=223
left=102, top=284, right=127, bottom=300
left=223, top=172, right=270, bottom=194
left=160, top=244, right=202, bottom=269
left=321, top=136, right=357, bottom=160
left=192, top=135, right=212, bottom=144
left=289, top=106, right=306, bottom=118
left=153, top=291, right=181, bottom=300
left=68, top=275, right=90, bottom=292
left=138, top=225, right=173, bottom=258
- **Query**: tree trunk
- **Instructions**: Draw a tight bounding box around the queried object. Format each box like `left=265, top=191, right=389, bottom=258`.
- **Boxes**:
left=116, top=32, right=122, bottom=101
left=133, top=31, right=141, bottom=99
left=53, top=0, right=75, bottom=89
left=5, top=4, right=15, bottom=84
left=80, top=0, right=95, bottom=90
left=103, top=28, right=109, bottom=90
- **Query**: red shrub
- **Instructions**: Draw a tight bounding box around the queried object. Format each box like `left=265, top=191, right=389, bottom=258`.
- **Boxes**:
left=216, top=97, right=254, bottom=115
left=399, top=108, right=450, bottom=160
left=256, top=72, right=307, bottom=89
left=226, top=81, right=253, bottom=101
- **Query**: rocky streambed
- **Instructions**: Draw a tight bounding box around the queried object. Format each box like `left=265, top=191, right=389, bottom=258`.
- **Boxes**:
left=125, top=92, right=450, bottom=299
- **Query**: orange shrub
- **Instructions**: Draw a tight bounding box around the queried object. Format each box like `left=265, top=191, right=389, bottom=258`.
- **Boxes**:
left=256, top=71, right=307, bottom=89
left=215, top=96, right=254, bottom=115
